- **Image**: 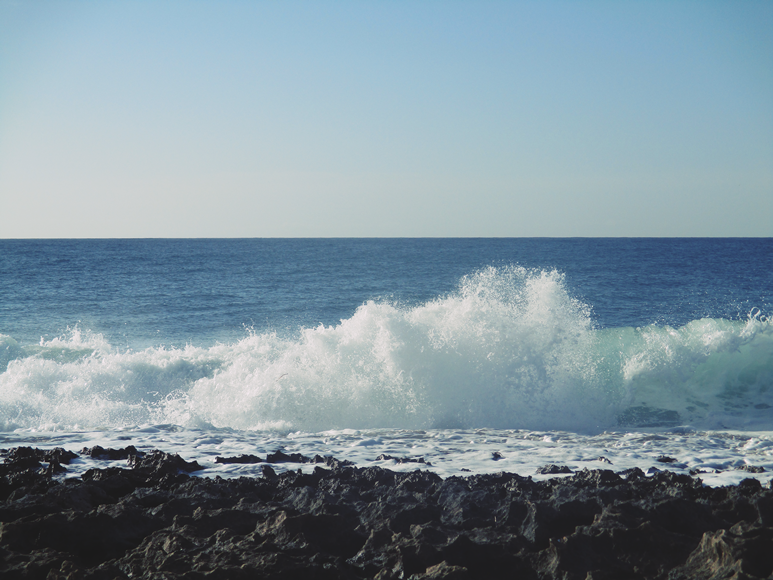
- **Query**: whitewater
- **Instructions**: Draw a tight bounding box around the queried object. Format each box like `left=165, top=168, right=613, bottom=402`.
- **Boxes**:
left=1, top=239, right=771, bottom=486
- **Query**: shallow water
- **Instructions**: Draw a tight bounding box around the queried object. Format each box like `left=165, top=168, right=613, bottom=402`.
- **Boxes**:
left=2, top=426, right=771, bottom=488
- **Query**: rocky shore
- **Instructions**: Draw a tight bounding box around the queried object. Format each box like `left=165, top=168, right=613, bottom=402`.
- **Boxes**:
left=1, top=446, right=772, bottom=579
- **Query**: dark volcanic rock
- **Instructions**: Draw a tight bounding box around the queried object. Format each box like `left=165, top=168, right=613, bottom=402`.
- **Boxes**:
left=737, top=464, right=766, bottom=473
left=377, top=454, right=430, bottom=465
left=314, top=454, right=355, bottom=468
left=6, top=447, right=78, bottom=465
left=215, top=454, right=263, bottom=464
left=264, top=450, right=355, bottom=468
left=127, top=450, right=204, bottom=475
left=536, top=464, right=572, bottom=474
left=670, top=521, right=773, bottom=579
left=81, top=445, right=141, bottom=461
left=266, top=449, right=313, bottom=463
left=1, top=446, right=772, bottom=579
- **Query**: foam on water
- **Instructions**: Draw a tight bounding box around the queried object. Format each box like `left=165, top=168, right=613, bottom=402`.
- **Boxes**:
left=1, top=426, right=771, bottom=488
left=1, top=267, right=771, bottom=434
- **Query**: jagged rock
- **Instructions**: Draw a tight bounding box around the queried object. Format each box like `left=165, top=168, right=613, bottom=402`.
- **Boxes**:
left=0, top=446, right=771, bottom=579
left=41, top=461, right=68, bottom=476
left=261, top=464, right=278, bottom=480
left=4, top=447, right=73, bottom=465
left=3, top=446, right=42, bottom=470
left=2, top=446, right=78, bottom=474
left=377, top=454, right=430, bottom=465
left=314, top=454, right=354, bottom=468
left=536, top=464, right=572, bottom=474
left=81, top=445, right=141, bottom=461
left=266, top=450, right=313, bottom=463
left=215, top=454, right=263, bottom=464
left=410, top=561, right=470, bottom=579
left=43, top=448, right=78, bottom=465
left=127, top=450, right=204, bottom=475
left=670, top=521, right=773, bottom=579
left=737, top=464, right=765, bottom=473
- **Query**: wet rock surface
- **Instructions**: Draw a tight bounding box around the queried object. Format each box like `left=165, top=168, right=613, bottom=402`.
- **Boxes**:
left=1, top=447, right=772, bottom=579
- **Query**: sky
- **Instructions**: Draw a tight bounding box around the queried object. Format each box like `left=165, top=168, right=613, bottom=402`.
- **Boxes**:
left=0, top=1, right=771, bottom=238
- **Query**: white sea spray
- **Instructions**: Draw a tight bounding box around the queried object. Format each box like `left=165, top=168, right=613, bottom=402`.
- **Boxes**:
left=0, top=267, right=771, bottom=434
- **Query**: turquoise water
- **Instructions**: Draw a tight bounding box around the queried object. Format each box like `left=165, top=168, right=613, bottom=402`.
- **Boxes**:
left=0, top=238, right=771, bottom=433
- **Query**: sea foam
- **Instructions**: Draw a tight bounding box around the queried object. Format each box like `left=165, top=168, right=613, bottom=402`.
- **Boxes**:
left=1, top=267, right=771, bottom=433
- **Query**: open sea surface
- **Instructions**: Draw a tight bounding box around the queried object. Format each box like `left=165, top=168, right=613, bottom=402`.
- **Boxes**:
left=1, top=238, right=771, bottom=486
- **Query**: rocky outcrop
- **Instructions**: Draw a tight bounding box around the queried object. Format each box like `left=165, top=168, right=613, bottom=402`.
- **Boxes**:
left=1, top=447, right=772, bottom=579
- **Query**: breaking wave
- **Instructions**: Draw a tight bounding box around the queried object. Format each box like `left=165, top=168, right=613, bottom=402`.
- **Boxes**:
left=1, top=267, right=771, bottom=433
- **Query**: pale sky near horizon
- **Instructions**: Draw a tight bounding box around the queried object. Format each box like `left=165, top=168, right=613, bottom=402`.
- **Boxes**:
left=0, top=1, right=771, bottom=238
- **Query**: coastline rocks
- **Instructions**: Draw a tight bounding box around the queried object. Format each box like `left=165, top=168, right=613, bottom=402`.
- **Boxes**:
left=127, top=450, right=204, bottom=475
left=737, top=464, right=766, bottom=473
left=214, top=450, right=355, bottom=468
left=377, top=454, right=431, bottom=466
left=1, top=448, right=773, bottom=579
left=215, top=454, right=263, bottom=464
left=81, top=446, right=141, bottom=461
left=536, top=464, right=573, bottom=475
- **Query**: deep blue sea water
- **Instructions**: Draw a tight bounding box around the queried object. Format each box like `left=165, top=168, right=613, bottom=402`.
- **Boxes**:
left=2, top=238, right=769, bottom=347
left=0, top=238, right=771, bottom=434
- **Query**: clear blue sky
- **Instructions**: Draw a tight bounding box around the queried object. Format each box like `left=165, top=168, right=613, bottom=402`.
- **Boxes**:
left=1, top=0, right=771, bottom=237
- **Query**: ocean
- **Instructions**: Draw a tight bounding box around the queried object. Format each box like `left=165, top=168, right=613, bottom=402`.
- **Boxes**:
left=1, top=238, right=771, bottom=486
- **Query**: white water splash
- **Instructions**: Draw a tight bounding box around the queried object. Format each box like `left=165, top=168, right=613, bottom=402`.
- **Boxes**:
left=1, top=267, right=771, bottom=433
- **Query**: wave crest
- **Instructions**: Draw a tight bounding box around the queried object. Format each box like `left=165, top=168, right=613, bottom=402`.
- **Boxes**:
left=1, top=267, right=771, bottom=433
